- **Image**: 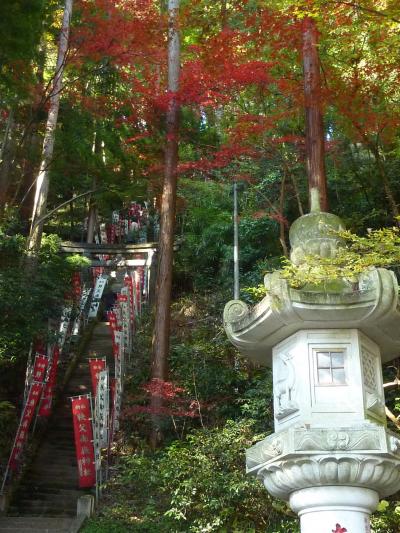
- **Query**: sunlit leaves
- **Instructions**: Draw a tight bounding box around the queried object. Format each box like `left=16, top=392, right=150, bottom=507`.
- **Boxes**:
left=280, top=225, right=400, bottom=288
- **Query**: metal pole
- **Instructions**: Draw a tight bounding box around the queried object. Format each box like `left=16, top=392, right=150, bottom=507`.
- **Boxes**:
left=233, top=181, right=240, bottom=300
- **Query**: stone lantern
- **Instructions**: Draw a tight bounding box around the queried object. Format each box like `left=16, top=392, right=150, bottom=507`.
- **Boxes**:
left=224, top=212, right=400, bottom=533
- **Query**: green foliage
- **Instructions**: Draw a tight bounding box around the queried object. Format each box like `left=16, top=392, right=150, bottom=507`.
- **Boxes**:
left=175, top=179, right=233, bottom=291
left=65, top=253, right=91, bottom=269
left=237, top=371, right=274, bottom=432
left=176, top=179, right=282, bottom=294
left=280, top=226, right=400, bottom=289
left=0, top=401, right=17, bottom=462
left=371, top=500, right=400, bottom=533
left=0, top=231, right=79, bottom=368
left=83, top=420, right=297, bottom=533
left=158, top=420, right=292, bottom=532
left=0, top=0, right=45, bottom=98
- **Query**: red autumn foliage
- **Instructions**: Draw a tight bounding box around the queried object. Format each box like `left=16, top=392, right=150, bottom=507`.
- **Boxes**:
left=63, top=0, right=400, bottom=200
left=122, top=379, right=201, bottom=419
left=142, top=378, right=185, bottom=399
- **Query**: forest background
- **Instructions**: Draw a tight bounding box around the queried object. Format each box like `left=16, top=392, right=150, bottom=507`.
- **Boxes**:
left=1, top=0, right=400, bottom=531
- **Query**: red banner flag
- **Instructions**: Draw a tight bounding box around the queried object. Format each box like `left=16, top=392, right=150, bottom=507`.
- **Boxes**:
left=107, top=310, right=117, bottom=330
left=107, top=311, right=119, bottom=352
left=91, top=267, right=104, bottom=286
left=72, top=271, right=82, bottom=301
left=89, top=358, right=106, bottom=397
left=38, top=346, right=60, bottom=417
left=32, top=354, right=48, bottom=383
left=71, top=396, right=96, bottom=488
left=9, top=382, right=43, bottom=470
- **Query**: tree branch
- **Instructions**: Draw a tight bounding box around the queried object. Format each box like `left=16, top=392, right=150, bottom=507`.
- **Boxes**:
left=328, top=1, right=400, bottom=24
left=32, top=187, right=102, bottom=228
left=384, top=378, right=400, bottom=389
left=385, top=406, right=400, bottom=430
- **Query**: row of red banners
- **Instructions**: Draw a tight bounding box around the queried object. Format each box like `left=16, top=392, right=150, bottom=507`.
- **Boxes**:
left=9, top=382, right=43, bottom=470
left=104, top=203, right=148, bottom=244
left=70, top=267, right=149, bottom=490
left=8, top=353, right=49, bottom=470
left=5, top=264, right=123, bottom=490
left=8, top=266, right=147, bottom=488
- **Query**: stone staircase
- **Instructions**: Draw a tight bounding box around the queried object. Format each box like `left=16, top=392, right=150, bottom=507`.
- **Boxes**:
left=0, top=322, right=114, bottom=532
left=0, top=516, right=85, bottom=532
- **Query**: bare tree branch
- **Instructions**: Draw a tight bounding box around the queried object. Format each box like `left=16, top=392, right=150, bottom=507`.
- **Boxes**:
left=384, top=378, right=400, bottom=389
left=32, top=187, right=102, bottom=228
left=386, top=406, right=400, bottom=430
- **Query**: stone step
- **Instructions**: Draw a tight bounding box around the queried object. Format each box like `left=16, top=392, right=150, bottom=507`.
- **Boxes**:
left=15, top=487, right=84, bottom=498
left=41, top=425, right=74, bottom=432
left=10, top=509, right=78, bottom=517
left=36, top=441, right=74, bottom=449
left=26, top=471, right=79, bottom=483
left=10, top=499, right=77, bottom=511
left=14, top=495, right=80, bottom=507
left=36, top=444, right=75, bottom=450
left=19, top=479, right=80, bottom=490
left=34, top=454, right=78, bottom=463
left=8, top=501, right=77, bottom=516
left=28, top=463, right=78, bottom=472
left=0, top=516, right=82, bottom=532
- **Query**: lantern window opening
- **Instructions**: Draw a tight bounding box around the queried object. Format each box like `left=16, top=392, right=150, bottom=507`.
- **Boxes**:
left=316, top=349, right=346, bottom=386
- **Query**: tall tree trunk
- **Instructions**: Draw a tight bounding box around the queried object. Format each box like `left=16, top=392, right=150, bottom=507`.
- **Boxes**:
left=150, top=0, right=180, bottom=447
left=369, top=144, right=399, bottom=219
left=279, top=174, right=289, bottom=257
left=0, top=108, right=15, bottom=211
left=302, top=17, right=328, bottom=213
left=87, top=130, right=101, bottom=243
left=26, top=0, right=73, bottom=255
left=221, top=0, right=227, bottom=28
left=86, top=180, right=98, bottom=243
left=17, top=45, right=46, bottom=226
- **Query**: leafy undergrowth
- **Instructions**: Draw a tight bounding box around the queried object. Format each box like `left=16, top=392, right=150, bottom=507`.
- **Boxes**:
left=83, top=419, right=299, bottom=533
left=82, top=290, right=400, bottom=533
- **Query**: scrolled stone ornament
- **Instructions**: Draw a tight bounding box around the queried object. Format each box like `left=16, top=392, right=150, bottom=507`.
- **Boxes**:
left=223, top=299, right=249, bottom=325
left=326, top=431, right=350, bottom=451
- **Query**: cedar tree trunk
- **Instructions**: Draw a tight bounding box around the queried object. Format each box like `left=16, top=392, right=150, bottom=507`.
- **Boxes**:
left=0, top=108, right=15, bottom=210
left=302, top=17, right=328, bottom=213
left=150, top=0, right=180, bottom=446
